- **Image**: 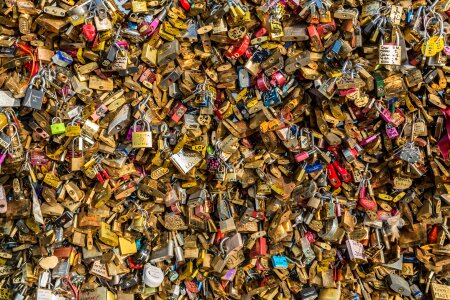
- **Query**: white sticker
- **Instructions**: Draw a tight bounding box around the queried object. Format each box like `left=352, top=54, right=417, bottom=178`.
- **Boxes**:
left=379, top=45, right=402, bottom=66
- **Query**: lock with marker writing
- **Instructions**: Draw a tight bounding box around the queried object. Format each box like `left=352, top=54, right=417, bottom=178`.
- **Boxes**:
left=50, top=117, right=66, bottom=135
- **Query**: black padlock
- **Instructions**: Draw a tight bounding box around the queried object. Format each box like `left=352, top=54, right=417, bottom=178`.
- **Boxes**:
left=301, top=286, right=318, bottom=300
left=119, top=273, right=139, bottom=290
left=102, top=43, right=120, bottom=67
left=53, top=211, right=74, bottom=228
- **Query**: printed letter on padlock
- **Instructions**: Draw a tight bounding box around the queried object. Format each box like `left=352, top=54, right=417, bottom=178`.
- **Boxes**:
left=22, top=75, right=45, bottom=110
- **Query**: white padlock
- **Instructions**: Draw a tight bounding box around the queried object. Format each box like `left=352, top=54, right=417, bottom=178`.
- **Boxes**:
left=143, top=263, right=164, bottom=288
left=378, top=32, right=401, bottom=66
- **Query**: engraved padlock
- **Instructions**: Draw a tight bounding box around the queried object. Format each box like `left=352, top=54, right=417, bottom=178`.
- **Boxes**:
left=215, top=165, right=226, bottom=181
left=378, top=33, right=401, bottom=66
left=50, top=117, right=66, bottom=135
left=22, top=75, right=45, bottom=110
left=131, top=118, right=152, bottom=148
left=94, top=14, right=112, bottom=31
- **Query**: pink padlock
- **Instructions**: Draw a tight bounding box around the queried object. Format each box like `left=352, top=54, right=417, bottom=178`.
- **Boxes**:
left=0, top=151, right=7, bottom=165
left=295, top=149, right=315, bottom=162
left=379, top=107, right=392, bottom=123
left=91, top=104, right=108, bottom=121
left=386, top=124, right=399, bottom=140
left=359, top=196, right=377, bottom=211
left=116, top=41, right=129, bottom=49
left=360, top=134, right=379, bottom=146
left=339, top=88, right=356, bottom=96
left=140, top=9, right=167, bottom=37
left=270, top=72, right=287, bottom=87
left=256, top=74, right=271, bottom=92
left=359, top=186, right=376, bottom=210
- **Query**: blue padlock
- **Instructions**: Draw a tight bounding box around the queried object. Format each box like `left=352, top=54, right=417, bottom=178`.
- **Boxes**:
left=271, top=255, right=288, bottom=269
left=323, top=39, right=342, bottom=64
left=406, top=6, right=414, bottom=23
left=305, top=160, right=323, bottom=174
left=262, top=89, right=280, bottom=107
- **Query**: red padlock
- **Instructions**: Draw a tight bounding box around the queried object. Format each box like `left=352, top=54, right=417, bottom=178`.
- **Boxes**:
left=428, top=225, right=439, bottom=244
left=332, top=161, right=352, bottom=183
left=326, top=163, right=341, bottom=188
left=224, top=35, right=250, bottom=60
left=307, top=25, right=323, bottom=49
left=180, top=0, right=191, bottom=11
left=256, top=74, right=272, bottom=92
left=316, top=19, right=336, bottom=36
left=169, top=102, right=187, bottom=123
left=254, top=27, right=268, bottom=38
left=82, top=23, right=96, bottom=42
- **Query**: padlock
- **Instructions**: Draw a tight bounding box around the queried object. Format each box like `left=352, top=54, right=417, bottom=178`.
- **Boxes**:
left=94, top=15, right=112, bottom=31
left=142, top=263, right=164, bottom=287
left=157, top=40, right=180, bottom=66
left=50, top=117, right=66, bottom=135
left=386, top=123, right=399, bottom=139
left=22, top=75, right=45, bottom=110
left=386, top=273, right=412, bottom=297
left=378, top=34, right=402, bottom=66
left=71, top=137, right=85, bottom=171
left=82, top=13, right=96, bottom=42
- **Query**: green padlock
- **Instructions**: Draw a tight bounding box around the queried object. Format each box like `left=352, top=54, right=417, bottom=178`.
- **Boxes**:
left=50, top=117, right=66, bottom=135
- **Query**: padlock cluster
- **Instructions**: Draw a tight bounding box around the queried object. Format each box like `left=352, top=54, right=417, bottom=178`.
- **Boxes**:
left=1, top=0, right=450, bottom=299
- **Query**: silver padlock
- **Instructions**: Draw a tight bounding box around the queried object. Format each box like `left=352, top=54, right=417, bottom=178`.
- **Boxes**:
left=22, top=75, right=45, bottom=110
left=386, top=273, right=412, bottom=297
left=158, top=67, right=182, bottom=91
left=107, top=104, right=131, bottom=136
left=378, top=33, right=402, bottom=66
left=150, top=240, right=174, bottom=263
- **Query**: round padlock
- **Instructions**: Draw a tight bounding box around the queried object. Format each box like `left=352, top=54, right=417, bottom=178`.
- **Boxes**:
left=142, top=263, right=164, bottom=287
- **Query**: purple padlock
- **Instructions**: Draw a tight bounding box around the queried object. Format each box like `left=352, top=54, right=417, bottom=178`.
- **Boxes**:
left=207, top=157, right=220, bottom=171
left=126, top=125, right=143, bottom=141
left=0, top=151, right=6, bottom=165
left=444, top=45, right=450, bottom=56
left=386, top=124, right=399, bottom=140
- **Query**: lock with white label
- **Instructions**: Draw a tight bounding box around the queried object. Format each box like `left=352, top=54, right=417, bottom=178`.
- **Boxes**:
left=378, top=33, right=402, bottom=66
